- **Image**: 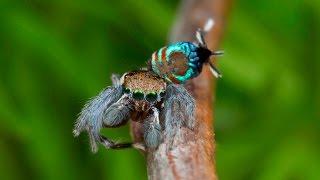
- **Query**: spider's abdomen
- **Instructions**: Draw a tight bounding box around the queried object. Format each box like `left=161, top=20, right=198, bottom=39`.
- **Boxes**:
left=148, top=42, right=211, bottom=84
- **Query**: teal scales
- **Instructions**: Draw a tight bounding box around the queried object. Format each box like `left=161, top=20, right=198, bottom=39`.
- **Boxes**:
left=149, top=42, right=206, bottom=84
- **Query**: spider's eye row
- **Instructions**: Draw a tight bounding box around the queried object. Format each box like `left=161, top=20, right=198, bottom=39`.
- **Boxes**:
left=123, top=88, right=131, bottom=94
left=146, top=93, right=157, bottom=102
left=132, top=91, right=144, bottom=100
left=129, top=89, right=165, bottom=102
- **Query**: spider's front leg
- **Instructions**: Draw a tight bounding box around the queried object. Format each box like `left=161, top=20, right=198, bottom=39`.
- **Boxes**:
left=97, top=95, right=134, bottom=149
left=143, top=107, right=162, bottom=148
left=74, top=74, right=134, bottom=152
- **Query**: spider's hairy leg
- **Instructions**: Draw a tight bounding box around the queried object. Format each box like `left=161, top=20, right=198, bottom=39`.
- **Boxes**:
left=196, top=28, right=207, bottom=47
left=196, top=18, right=214, bottom=47
left=73, top=84, right=123, bottom=153
left=162, top=97, right=184, bottom=138
left=143, top=107, right=162, bottom=148
left=103, top=95, right=132, bottom=127
left=73, top=74, right=122, bottom=136
left=111, top=74, right=121, bottom=86
left=162, top=84, right=196, bottom=134
left=91, top=94, right=134, bottom=150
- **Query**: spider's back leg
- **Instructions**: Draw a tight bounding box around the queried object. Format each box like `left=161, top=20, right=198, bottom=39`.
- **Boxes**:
left=162, top=84, right=196, bottom=133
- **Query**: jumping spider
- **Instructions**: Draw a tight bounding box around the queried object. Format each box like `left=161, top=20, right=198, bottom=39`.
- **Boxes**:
left=73, top=70, right=195, bottom=152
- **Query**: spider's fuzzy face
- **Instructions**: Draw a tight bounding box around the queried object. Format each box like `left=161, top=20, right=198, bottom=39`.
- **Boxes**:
left=121, top=70, right=166, bottom=112
left=74, top=70, right=195, bottom=152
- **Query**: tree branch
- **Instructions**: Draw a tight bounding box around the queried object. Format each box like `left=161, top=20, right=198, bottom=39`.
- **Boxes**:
left=131, top=0, right=230, bottom=179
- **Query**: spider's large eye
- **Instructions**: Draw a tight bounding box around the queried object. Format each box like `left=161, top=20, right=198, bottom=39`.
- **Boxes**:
left=132, top=91, right=144, bottom=100
left=160, top=91, right=165, bottom=97
left=123, top=88, right=131, bottom=94
left=146, top=93, right=157, bottom=102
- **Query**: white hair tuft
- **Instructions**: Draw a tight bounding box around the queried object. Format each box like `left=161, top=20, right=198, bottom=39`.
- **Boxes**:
left=204, top=18, right=215, bottom=32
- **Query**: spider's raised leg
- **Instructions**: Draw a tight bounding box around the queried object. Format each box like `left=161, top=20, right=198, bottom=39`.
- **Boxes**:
left=95, top=94, right=134, bottom=149
left=196, top=28, right=207, bottom=47
left=195, top=18, right=214, bottom=47
left=73, top=75, right=126, bottom=152
left=103, top=95, right=132, bottom=127
left=162, top=84, right=195, bottom=137
left=143, top=107, right=162, bottom=148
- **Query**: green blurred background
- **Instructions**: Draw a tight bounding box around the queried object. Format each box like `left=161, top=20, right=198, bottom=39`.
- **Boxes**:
left=0, top=0, right=319, bottom=179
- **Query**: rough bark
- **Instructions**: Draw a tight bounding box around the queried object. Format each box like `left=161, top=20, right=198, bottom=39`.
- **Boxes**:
left=131, top=0, right=230, bottom=179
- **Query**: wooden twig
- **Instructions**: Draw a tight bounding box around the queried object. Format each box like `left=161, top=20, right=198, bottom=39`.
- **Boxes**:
left=131, top=0, right=230, bottom=179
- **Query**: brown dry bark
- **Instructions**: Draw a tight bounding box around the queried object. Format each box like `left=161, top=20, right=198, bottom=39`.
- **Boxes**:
left=131, top=0, right=231, bottom=179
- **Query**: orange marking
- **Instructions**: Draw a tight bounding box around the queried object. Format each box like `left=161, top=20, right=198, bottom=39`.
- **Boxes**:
left=168, top=52, right=188, bottom=76
left=152, top=52, right=156, bottom=61
left=167, top=74, right=180, bottom=84
left=154, top=50, right=158, bottom=61
left=161, top=47, right=167, bottom=63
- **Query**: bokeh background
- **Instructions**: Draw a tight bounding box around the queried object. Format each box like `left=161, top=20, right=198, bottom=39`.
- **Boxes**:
left=0, top=0, right=319, bottom=179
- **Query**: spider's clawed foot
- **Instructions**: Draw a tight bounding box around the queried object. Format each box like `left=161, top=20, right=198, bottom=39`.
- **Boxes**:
left=98, top=135, right=132, bottom=150
left=98, top=135, right=146, bottom=151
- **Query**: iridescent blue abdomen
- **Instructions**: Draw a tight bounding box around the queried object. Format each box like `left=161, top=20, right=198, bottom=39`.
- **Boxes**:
left=148, top=42, right=211, bottom=84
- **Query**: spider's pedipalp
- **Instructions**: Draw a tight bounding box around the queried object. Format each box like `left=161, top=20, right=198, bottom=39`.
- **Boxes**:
left=143, top=107, right=162, bottom=148
left=103, top=95, right=132, bottom=127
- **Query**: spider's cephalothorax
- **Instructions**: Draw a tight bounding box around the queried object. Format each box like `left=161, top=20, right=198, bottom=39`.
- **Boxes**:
left=147, top=27, right=223, bottom=84
left=73, top=70, right=195, bottom=152
left=121, top=70, right=166, bottom=112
